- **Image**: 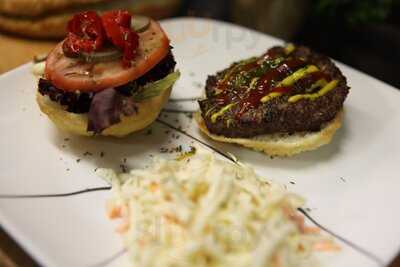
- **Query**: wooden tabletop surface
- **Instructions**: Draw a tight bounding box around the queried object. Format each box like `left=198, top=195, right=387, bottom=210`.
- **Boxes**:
left=0, top=32, right=399, bottom=267
left=0, top=33, right=56, bottom=75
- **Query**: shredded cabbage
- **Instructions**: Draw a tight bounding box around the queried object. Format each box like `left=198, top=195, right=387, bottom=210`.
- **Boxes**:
left=99, top=147, right=332, bottom=267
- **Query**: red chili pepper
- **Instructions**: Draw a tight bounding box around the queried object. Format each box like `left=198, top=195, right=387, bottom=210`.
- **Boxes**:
left=101, top=10, right=139, bottom=67
left=62, top=11, right=105, bottom=57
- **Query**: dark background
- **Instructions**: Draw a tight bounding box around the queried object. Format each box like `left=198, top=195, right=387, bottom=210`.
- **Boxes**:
left=178, top=0, right=400, bottom=89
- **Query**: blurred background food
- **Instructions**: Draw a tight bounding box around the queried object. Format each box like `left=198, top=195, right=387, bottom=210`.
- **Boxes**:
left=0, top=0, right=181, bottom=38
left=0, top=0, right=399, bottom=87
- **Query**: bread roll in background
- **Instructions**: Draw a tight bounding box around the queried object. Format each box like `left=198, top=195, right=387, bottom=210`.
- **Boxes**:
left=0, top=0, right=181, bottom=39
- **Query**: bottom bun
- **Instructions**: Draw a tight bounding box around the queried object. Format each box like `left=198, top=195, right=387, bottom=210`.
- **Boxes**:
left=36, top=87, right=171, bottom=137
left=195, top=110, right=343, bottom=157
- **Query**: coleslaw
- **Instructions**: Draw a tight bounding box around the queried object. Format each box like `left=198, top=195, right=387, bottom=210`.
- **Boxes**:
left=98, top=147, right=336, bottom=267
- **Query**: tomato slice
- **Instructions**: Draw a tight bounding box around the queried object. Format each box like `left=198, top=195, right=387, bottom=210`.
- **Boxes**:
left=45, top=20, right=170, bottom=92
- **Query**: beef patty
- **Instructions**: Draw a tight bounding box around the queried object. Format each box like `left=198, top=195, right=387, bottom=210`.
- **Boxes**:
left=198, top=45, right=349, bottom=138
left=38, top=50, right=176, bottom=114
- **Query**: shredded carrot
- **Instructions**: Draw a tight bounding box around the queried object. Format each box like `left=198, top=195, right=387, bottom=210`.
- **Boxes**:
left=313, top=240, right=341, bottom=251
left=116, top=220, right=130, bottom=234
left=303, top=226, right=321, bottom=234
left=288, top=213, right=306, bottom=232
left=107, top=203, right=122, bottom=219
left=149, top=181, right=159, bottom=192
left=271, top=253, right=282, bottom=267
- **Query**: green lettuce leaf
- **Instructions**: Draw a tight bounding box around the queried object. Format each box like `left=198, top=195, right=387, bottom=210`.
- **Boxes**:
left=133, top=71, right=181, bottom=102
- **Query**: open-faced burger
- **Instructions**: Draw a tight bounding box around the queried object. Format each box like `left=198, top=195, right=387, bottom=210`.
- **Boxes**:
left=196, top=44, right=349, bottom=156
left=37, top=10, right=179, bottom=137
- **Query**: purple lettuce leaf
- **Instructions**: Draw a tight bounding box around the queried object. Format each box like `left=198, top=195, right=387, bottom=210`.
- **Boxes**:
left=87, top=88, right=137, bottom=134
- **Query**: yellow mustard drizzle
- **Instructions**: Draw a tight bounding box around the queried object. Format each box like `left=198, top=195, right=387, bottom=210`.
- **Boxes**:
left=211, top=104, right=235, bottom=123
left=284, top=43, right=295, bottom=55
left=306, top=79, right=328, bottom=93
left=258, top=65, right=319, bottom=103
left=205, top=106, right=216, bottom=117
left=288, top=80, right=339, bottom=103
left=278, top=65, right=319, bottom=87
left=260, top=92, right=283, bottom=103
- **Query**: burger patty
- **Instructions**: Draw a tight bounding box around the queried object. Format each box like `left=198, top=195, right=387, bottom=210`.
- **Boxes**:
left=198, top=45, right=349, bottom=138
left=38, top=50, right=176, bottom=114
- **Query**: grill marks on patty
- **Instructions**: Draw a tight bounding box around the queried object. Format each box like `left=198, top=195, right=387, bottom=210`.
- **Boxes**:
left=199, top=46, right=349, bottom=138
left=38, top=51, right=176, bottom=113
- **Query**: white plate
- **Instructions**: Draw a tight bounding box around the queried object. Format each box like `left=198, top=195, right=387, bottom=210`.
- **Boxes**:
left=0, top=17, right=399, bottom=267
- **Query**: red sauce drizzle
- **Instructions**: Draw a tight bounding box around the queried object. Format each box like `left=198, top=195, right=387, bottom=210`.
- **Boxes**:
left=236, top=58, right=306, bottom=118
left=241, top=61, right=259, bottom=72
left=216, top=60, right=259, bottom=91
left=261, top=48, right=283, bottom=60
